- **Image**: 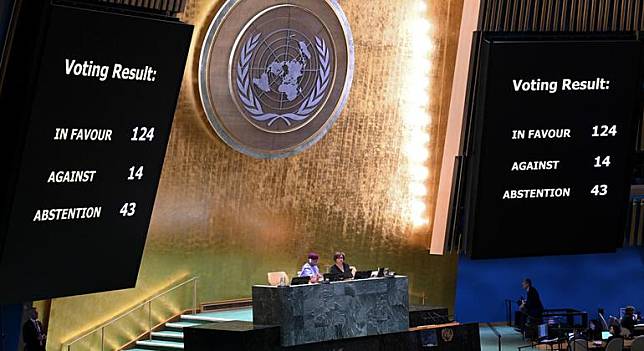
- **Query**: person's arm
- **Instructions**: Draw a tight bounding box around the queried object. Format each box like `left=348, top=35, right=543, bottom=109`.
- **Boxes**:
left=300, top=265, right=313, bottom=277
left=38, top=321, right=46, bottom=341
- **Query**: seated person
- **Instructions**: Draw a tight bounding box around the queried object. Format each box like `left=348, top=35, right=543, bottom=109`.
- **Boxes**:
left=608, top=323, right=624, bottom=342
left=621, top=306, right=637, bottom=335
left=299, top=252, right=323, bottom=283
left=329, top=251, right=353, bottom=279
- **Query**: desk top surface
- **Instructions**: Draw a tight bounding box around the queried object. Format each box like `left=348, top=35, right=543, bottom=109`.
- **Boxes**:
left=253, top=275, right=407, bottom=289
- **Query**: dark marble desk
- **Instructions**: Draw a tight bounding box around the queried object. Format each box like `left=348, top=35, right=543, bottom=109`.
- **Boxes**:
left=252, top=276, right=409, bottom=346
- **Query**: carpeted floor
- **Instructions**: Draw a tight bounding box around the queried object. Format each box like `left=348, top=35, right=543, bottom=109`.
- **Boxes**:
left=198, top=307, right=253, bottom=321
left=480, top=325, right=530, bottom=351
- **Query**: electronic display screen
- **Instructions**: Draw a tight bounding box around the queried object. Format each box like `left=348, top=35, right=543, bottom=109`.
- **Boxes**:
left=0, top=4, right=192, bottom=301
left=465, top=34, right=642, bottom=259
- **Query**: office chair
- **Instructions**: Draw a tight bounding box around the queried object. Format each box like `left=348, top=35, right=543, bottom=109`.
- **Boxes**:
left=604, top=338, right=623, bottom=351
left=631, top=336, right=644, bottom=351
left=569, top=338, right=588, bottom=351
left=620, top=326, right=632, bottom=338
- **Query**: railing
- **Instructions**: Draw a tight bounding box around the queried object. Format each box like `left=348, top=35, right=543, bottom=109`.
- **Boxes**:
left=486, top=323, right=502, bottom=351
left=63, top=277, right=198, bottom=351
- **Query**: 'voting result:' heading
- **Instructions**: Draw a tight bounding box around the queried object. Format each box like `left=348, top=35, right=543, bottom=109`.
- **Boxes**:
left=64, top=59, right=158, bottom=82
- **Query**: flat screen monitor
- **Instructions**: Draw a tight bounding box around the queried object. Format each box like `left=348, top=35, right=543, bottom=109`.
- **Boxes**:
left=0, top=3, right=192, bottom=302
left=323, top=273, right=343, bottom=282
left=290, top=276, right=310, bottom=286
left=602, top=331, right=611, bottom=340
left=354, top=270, right=372, bottom=279
left=462, top=33, right=642, bottom=258
left=538, top=324, right=548, bottom=339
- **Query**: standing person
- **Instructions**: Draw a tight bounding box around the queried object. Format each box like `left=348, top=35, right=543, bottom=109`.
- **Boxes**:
left=520, top=278, right=544, bottom=326
left=329, top=251, right=353, bottom=279
left=23, top=307, right=46, bottom=351
left=299, top=252, right=323, bottom=283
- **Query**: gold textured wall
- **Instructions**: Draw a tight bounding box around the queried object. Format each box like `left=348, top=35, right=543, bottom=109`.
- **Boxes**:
left=46, top=0, right=464, bottom=350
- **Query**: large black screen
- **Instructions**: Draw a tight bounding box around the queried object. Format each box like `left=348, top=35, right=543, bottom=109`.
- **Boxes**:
left=0, top=4, right=192, bottom=301
left=464, top=34, right=642, bottom=259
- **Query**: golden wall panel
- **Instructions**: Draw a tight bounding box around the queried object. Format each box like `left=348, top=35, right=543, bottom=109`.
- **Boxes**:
left=46, top=1, right=464, bottom=350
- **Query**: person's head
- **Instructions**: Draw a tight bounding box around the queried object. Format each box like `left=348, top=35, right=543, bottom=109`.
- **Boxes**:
left=307, top=252, right=319, bottom=265
left=333, top=252, right=345, bottom=265
left=610, top=323, right=621, bottom=336
left=522, top=278, right=532, bottom=290
left=625, top=306, right=635, bottom=317
left=27, top=307, right=37, bottom=320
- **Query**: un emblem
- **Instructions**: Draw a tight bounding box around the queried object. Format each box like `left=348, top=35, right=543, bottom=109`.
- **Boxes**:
left=198, top=0, right=354, bottom=158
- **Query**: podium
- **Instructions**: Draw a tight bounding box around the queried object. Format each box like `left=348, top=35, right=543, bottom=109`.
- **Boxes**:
left=252, top=276, right=409, bottom=346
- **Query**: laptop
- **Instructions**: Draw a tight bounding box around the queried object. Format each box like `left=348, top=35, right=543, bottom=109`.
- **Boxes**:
left=601, top=331, right=611, bottom=340
left=290, top=276, right=310, bottom=285
left=354, top=270, right=373, bottom=279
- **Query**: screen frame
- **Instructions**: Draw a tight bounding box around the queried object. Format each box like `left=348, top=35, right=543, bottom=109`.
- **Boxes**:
left=456, top=32, right=644, bottom=259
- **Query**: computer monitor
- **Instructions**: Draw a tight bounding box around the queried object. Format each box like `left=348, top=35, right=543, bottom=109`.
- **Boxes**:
left=538, top=323, right=548, bottom=339
left=290, top=276, right=310, bottom=286
left=354, top=270, right=372, bottom=279
left=601, top=331, right=611, bottom=340
left=323, top=273, right=343, bottom=282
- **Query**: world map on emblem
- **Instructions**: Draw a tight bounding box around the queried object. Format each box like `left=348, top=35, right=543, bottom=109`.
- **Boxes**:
left=234, top=27, right=332, bottom=131
left=253, top=41, right=309, bottom=101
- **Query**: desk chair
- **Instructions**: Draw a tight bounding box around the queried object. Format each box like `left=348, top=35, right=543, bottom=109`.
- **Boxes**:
left=621, top=327, right=632, bottom=338
left=604, top=338, right=623, bottom=351
left=569, top=339, right=588, bottom=351
left=517, top=323, right=563, bottom=351
left=631, top=336, right=644, bottom=351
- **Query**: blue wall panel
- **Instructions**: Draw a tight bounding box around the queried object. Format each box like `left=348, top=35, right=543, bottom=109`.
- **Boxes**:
left=455, top=248, right=644, bottom=323
left=0, top=304, right=22, bottom=351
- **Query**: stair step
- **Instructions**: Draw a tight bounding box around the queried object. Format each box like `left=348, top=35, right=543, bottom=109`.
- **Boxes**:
left=151, top=330, right=184, bottom=342
left=136, top=339, right=184, bottom=350
left=164, top=321, right=200, bottom=331
left=181, top=314, right=232, bottom=323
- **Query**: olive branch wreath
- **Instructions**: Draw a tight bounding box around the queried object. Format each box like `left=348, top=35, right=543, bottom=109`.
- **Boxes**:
left=236, top=33, right=331, bottom=127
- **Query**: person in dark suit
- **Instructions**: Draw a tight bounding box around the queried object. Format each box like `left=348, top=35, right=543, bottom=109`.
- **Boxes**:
left=329, top=251, right=353, bottom=279
left=520, top=278, right=544, bottom=326
left=23, top=307, right=46, bottom=351
left=608, top=323, right=624, bottom=343
left=621, top=306, right=637, bottom=335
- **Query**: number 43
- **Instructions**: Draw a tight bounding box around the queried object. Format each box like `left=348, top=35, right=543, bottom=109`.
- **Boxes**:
left=590, top=185, right=608, bottom=196
left=120, top=202, right=136, bottom=216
